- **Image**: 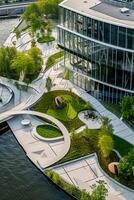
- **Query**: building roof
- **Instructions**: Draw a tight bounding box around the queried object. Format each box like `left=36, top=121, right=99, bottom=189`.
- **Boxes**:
left=60, top=0, right=134, bottom=28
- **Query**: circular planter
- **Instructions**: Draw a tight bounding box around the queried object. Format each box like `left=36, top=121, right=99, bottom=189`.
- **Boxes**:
left=33, top=123, right=64, bottom=142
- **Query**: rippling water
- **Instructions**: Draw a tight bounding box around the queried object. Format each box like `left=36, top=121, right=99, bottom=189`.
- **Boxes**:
left=0, top=131, right=72, bottom=200
left=0, top=19, right=72, bottom=200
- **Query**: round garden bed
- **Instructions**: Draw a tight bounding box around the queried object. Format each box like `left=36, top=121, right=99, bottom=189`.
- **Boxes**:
left=36, top=124, right=62, bottom=138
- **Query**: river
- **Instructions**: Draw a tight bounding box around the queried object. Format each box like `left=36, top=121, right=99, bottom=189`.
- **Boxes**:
left=0, top=18, right=72, bottom=200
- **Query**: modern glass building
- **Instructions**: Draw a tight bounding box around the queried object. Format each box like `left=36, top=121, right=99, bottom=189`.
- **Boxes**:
left=58, top=0, right=134, bottom=103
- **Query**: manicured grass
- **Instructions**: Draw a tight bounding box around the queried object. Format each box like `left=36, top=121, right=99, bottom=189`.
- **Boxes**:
left=45, top=51, right=64, bottom=70
left=113, top=135, right=133, bottom=157
left=37, top=36, right=55, bottom=43
left=36, top=124, right=62, bottom=138
left=33, top=90, right=92, bottom=131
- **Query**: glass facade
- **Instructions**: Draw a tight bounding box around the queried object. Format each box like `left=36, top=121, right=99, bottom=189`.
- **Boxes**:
left=59, top=7, right=134, bottom=50
left=58, top=5, right=134, bottom=103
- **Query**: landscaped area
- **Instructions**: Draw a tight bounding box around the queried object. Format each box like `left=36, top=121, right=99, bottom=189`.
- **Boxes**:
left=57, top=122, right=134, bottom=189
left=33, top=90, right=92, bottom=131
left=36, top=124, right=62, bottom=138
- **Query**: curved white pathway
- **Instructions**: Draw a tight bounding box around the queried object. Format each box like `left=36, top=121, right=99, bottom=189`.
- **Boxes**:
left=7, top=110, right=70, bottom=170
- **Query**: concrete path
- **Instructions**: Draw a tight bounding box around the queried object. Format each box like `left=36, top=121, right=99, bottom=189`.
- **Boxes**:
left=7, top=110, right=70, bottom=170
left=52, top=154, right=134, bottom=200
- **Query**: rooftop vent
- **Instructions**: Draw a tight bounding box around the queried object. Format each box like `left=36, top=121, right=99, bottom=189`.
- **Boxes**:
left=120, top=7, right=130, bottom=13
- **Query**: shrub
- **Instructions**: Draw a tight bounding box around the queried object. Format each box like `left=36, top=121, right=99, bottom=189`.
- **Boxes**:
left=98, top=134, right=114, bottom=158
left=118, top=148, right=134, bottom=185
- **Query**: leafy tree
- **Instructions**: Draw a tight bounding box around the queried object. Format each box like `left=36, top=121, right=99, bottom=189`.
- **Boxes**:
left=11, top=52, right=35, bottom=81
left=120, top=96, right=134, bottom=120
left=22, top=3, right=41, bottom=21
left=0, top=47, right=17, bottom=77
left=44, top=0, right=61, bottom=19
left=28, top=46, right=43, bottom=69
left=98, top=134, right=114, bottom=158
left=46, top=76, right=53, bottom=92
left=118, top=148, right=134, bottom=185
left=90, top=181, right=108, bottom=200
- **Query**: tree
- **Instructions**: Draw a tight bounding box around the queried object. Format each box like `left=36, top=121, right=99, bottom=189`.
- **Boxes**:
left=44, top=0, right=61, bottom=19
left=118, top=148, right=134, bottom=184
left=22, top=3, right=41, bottom=21
left=46, top=76, right=53, bottom=92
left=11, top=52, right=36, bottom=81
left=0, top=47, right=17, bottom=77
left=28, top=46, right=43, bottom=69
left=120, top=96, right=134, bottom=120
left=98, top=134, right=114, bottom=158
left=90, top=181, right=108, bottom=200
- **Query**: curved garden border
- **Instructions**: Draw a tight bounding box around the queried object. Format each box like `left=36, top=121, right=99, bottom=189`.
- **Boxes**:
left=33, top=123, right=64, bottom=142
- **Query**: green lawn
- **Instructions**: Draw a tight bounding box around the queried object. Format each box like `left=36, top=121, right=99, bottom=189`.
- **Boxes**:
left=37, top=36, right=55, bottom=43
left=46, top=51, right=64, bottom=70
left=113, top=135, right=133, bottom=157
left=36, top=124, right=62, bottom=138
left=33, top=90, right=92, bottom=131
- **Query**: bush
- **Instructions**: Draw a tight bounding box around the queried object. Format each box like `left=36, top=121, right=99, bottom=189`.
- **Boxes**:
left=46, top=171, right=107, bottom=200
left=98, top=134, right=114, bottom=158
left=118, top=148, right=134, bottom=186
left=120, top=96, right=134, bottom=120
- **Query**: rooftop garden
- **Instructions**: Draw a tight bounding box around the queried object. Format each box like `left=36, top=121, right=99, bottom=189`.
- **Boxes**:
left=56, top=117, right=134, bottom=190
left=33, top=90, right=92, bottom=132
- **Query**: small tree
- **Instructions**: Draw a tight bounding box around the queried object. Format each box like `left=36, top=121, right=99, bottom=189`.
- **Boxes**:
left=28, top=46, right=43, bottom=68
left=46, top=76, right=53, bottom=92
left=98, top=134, right=114, bottom=158
left=90, top=181, right=108, bottom=200
left=118, top=148, right=134, bottom=184
left=120, top=96, right=134, bottom=120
